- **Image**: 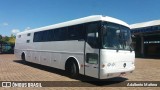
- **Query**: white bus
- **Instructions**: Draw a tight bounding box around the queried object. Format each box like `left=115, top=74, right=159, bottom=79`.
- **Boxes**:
left=14, top=15, right=135, bottom=79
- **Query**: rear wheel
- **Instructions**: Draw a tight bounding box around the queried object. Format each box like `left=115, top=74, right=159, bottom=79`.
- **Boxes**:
left=21, top=53, right=26, bottom=63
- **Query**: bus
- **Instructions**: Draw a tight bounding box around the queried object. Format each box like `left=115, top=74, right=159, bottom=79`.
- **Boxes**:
left=14, top=15, right=135, bottom=79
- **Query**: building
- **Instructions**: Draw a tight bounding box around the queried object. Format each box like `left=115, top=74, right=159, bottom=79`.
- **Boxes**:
left=130, top=20, right=160, bottom=58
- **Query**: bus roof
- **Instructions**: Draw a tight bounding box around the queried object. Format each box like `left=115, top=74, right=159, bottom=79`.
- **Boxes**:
left=130, top=20, right=160, bottom=29
left=18, top=15, right=129, bottom=35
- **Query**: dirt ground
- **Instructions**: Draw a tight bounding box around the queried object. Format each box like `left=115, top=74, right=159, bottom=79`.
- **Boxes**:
left=0, top=54, right=159, bottom=90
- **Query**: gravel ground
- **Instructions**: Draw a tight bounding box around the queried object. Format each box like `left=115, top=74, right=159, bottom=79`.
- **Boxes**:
left=0, top=54, right=159, bottom=90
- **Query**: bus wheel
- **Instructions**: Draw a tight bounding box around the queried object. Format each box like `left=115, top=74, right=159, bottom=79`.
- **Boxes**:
left=66, top=61, right=79, bottom=77
left=21, top=53, right=26, bottom=62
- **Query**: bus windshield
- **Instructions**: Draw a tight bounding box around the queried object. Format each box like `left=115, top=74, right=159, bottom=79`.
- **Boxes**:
left=102, top=22, right=132, bottom=50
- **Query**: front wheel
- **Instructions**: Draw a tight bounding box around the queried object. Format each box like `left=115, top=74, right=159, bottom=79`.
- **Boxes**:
left=66, top=61, right=79, bottom=77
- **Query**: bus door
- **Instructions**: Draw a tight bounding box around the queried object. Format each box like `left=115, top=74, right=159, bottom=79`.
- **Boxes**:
left=84, top=22, right=100, bottom=78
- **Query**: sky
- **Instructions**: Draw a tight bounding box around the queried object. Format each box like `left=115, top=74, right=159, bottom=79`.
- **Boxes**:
left=0, top=0, right=160, bottom=36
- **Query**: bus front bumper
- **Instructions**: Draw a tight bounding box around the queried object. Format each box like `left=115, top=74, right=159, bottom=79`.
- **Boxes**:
left=100, top=66, right=135, bottom=79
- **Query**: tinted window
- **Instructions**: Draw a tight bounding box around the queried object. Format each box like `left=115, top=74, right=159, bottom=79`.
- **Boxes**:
left=158, top=26, right=160, bottom=29
left=33, top=31, right=44, bottom=42
left=33, top=32, right=40, bottom=42
left=86, top=53, right=98, bottom=64
left=86, top=22, right=99, bottom=48
left=68, top=24, right=85, bottom=40
left=42, top=31, right=48, bottom=41
left=54, top=28, right=67, bottom=41
left=33, top=23, right=86, bottom=42
left=46, top=30, right=54, bottom=41
left=34, top=30, right=54, bottom=42
left=68, top=26, right=75, bottom=40
left=74, top=24, right=85, bottom=40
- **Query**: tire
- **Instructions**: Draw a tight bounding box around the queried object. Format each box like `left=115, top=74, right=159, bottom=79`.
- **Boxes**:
left=21, top=53, right=26, bottom=63
left=66, top=61, right=79, bottom=77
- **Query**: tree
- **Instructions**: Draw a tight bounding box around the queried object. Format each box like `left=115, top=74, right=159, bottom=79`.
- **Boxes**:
left=8, top=34, right=16, bottom=50
left=1, top=36, right=9, bottom=43
left=0, top=35, right=2, bottom=40
left=0, top=34, right=16, bottom=53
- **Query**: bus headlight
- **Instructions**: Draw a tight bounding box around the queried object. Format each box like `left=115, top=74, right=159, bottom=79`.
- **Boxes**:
left=107, top=63, right=111, bottom=67
left=112, top=63, right=115, bottom=66
left=107, top=63, right=115, bottom=67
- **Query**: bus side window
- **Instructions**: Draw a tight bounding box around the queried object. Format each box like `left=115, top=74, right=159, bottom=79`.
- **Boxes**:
left=86, top=23, right=99, bottom=48
left=75, top=24, right=85, bottom=40
left=54, top=29, right=61, bottom=41
left=68, top=26, right=76, bottom=40
left=33, top=32, right=39, bottom=42
left=54, top=28, right=67, bottom=41
left=68, top=24, right=85, bottom=41
left=33, top=31, right=45, bottom=42
left=46, top=30, right=54, bottom=41
left=86, top=53, right=98, bottom=64
left=42, top=31, right=48, bottom=41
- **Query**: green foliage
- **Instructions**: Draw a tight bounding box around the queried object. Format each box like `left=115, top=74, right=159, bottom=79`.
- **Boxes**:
left=0, top=34, right=15, bottom=44
left=1, top=36, right=9, bottom=43
left=0, top=34, right=16, bottom=53
left=8, top=34, right=16, bottom=46
left=0, top=35, right=2, bottom=40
